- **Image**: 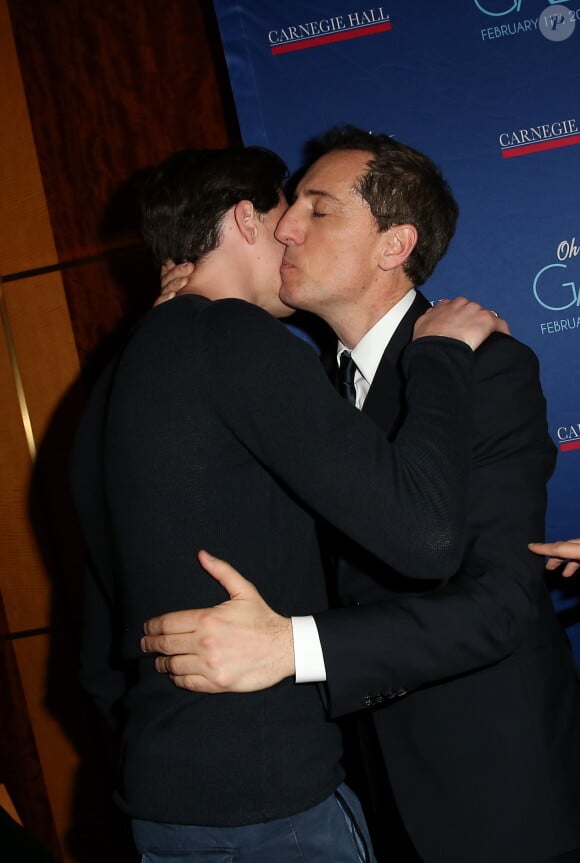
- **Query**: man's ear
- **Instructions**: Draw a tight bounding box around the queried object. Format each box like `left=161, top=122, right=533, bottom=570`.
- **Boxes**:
left=233, top=200, right=259, bottom=245
left=378, top=224, right=418, bottom=271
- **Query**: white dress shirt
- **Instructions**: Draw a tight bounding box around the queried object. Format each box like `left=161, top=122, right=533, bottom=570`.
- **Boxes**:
left=292, top=289, right=416, bottom=682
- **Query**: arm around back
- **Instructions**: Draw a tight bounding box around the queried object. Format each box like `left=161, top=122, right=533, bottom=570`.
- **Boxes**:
left=315, top=334, right=557, bottom=717
left=201, top=299, right=474, bottom=580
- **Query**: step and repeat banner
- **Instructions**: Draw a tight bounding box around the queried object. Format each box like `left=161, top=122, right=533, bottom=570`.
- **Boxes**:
left=213, top=0, right=580, bottom=648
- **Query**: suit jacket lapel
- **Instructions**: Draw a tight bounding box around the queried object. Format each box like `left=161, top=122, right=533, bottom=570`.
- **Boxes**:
left=362, top=293, right=431, bottom=431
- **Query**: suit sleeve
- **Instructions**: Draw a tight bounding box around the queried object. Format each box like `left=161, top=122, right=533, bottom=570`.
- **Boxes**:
left=201, top=299, right=474, bottom=581
left=314, top=335, right=558, bottom=717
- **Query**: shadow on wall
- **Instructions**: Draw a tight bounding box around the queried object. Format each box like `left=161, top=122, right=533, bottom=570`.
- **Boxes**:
left=28, top=371, right=138, bottom=863
left=23, top=170, right=160, bottom=863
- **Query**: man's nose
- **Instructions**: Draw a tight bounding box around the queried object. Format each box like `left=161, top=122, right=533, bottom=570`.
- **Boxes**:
left=275, top=210, right=301, bottom=245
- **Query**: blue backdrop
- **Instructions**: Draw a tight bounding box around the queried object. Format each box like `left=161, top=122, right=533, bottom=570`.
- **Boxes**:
left=213, top=0, right=580, bottom=649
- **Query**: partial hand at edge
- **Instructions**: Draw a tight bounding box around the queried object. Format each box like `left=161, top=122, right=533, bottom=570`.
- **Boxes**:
left=153, top=259, right=197, bottom=307
left=413, top=297, right=511, bottom=351
left=528, top=539, right=580, bottom=578
left=140, top=550, right=295, bottom=692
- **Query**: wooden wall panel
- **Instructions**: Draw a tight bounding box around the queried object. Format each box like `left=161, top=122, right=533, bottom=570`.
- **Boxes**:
left=0, top=590, right=60, bottom=858
left=8, top=0, right=239, bottom=263
left=8, top=0, right=239, bottom=375
left=11, top=634, right=80, bottom=857
left=3, top=276, right=80, bottom=444
left=0, top=0, right=58, bottom=275
left=2, top=274, right=86, bottom=623
left=0, top=312, right=44, bottom=632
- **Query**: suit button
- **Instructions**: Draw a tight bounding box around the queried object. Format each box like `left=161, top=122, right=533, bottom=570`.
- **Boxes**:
left=386, top=688, right=407, bottom=700
left=361, top=693, right=385, bottom=708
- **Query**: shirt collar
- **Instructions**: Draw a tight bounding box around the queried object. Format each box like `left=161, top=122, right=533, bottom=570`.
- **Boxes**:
left=337, top=289, right=416, bottom=388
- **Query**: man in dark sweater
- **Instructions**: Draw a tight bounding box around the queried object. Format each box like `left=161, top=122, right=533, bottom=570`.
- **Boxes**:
left=71, top=146, right=502, bottom=862
left=144, top=130, right=580, bottom=863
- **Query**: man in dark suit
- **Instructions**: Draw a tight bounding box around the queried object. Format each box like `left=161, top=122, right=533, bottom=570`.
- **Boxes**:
left=73, top=146, right=501, bottom=863
left=145, top=129, right=580, bottom=862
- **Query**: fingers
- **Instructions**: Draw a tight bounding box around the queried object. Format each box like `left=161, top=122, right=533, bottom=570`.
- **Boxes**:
left=141, top=551, right=260, bottom=660
left=153, top=654, right=235, bottom=690
left=550, top=539, right=579, bottom=556
left=495, top=317, right=511, bottom=336
left=160, top=261, right=194, bottom=292
left=529, top=539, right=580, bottom=559
left=528, top=541, right=550, bottom=556
left=154, top=261, right=196, bottom=309
left=544, top=556, right=566, bottom=571
left=197, top=550, right=257, bottom=599
left=544, top=556, right=580, bottom=577
left=561, top=561, right=580, bottom=578
left=155, top=653, right=230, bottom=693
left=141, top=630, right=201, bottom=656
left=143, top=608, right=201, bottom=637
left=140, top=553, right=289, bottom=693
left=160, top=259, right=176, bottom=280
left=153, top=290, right=176, bottom=307
left=528, top=540, right=580, bottom=577
left=155, top=653, right=201, bottom=675
left=414, top=297, right=509, bottom=350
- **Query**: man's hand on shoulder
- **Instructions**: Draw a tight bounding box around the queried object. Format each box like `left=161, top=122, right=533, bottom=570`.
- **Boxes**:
left=140, top=551, right=295, bottom=692
left=413, top=297, right=510, bottom=351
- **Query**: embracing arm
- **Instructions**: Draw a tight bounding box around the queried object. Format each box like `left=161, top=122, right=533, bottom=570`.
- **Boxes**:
left=316, top=335, right=557, bottom=716
left=143, top=337, right=555, bottom=702
left=201, top=299, right=497, bottom=580
left=142, top=314, right=516, bottom=695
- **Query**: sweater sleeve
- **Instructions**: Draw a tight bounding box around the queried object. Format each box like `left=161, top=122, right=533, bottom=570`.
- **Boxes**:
left=199, top=299, right=474, bottom=581
left=70, top=360, right=128, bottom=725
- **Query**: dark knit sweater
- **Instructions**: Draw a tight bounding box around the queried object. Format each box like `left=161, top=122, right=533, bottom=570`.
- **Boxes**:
left=72, top=295, right=474, bottom=826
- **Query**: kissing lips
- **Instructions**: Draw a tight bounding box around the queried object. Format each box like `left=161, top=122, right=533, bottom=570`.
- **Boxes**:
left=281, top=256, right=296, bottom=273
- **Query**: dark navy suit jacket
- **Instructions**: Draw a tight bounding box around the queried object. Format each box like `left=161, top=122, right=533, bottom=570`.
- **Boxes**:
left=316, top=293, right=580, bottom=862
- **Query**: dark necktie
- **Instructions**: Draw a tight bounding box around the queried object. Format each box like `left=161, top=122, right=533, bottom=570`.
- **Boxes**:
left=338, top=351, right=357, bottom=406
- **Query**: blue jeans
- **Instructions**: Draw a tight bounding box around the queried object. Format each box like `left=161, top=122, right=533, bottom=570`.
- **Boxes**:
left=131, top=783, right=375, bottom=862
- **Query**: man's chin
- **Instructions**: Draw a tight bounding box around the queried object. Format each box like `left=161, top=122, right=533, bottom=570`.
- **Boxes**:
left=279, top=283, right=301, bottom=314
left=273, top=301, right=295, bottom=320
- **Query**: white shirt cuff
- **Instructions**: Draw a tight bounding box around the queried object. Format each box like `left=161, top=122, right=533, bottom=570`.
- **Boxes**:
left=291, top=615, right=327, bottom=683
